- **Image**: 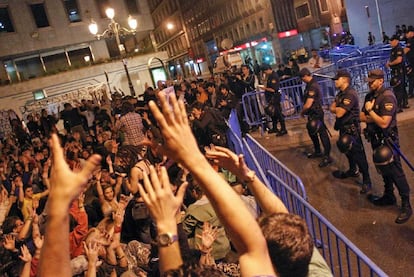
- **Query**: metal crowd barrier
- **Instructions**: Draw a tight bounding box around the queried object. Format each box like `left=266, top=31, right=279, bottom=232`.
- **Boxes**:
left=243, top=134, right=307, bottom=200
left=266, top=171, right=388, bottom=277
left=226, top=108, right=387, bottom=276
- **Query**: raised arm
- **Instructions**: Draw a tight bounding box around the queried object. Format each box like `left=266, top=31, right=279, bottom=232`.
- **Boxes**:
left=38, top=134, right=100, bottom=277
left=148, top=93, right=276, bottom=276
left=204, top=145, right=288, bottom=215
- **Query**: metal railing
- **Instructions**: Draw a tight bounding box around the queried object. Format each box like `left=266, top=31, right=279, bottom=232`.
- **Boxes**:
left=243, top=134, right=307, bottom=200
left=266, top=171, right=388, bottom=277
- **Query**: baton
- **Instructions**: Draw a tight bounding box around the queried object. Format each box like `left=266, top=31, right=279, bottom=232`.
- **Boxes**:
left=386, top=138, right=414, bottom=171
left=313, top=73, right=334, bottom=79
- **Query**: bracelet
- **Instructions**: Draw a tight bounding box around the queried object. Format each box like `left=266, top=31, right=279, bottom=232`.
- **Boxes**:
left=114, top=225, right=122, bottom=233
left=366, top=108, right=373, bottom=113
left=27, top=217, right=33, bottom=221
left=78, top=205, right=84, bottom=209
left=117, top=255, right=125, bottom=260
left=199, top=248, right=212, bottom=255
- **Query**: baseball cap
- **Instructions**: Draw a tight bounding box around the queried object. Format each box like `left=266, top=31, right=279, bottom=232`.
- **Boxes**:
left=390, top=34, right=400, bottom=41
left=332, top=69, right=351, bottom=80
left=365, top=69, right=385, bottom=82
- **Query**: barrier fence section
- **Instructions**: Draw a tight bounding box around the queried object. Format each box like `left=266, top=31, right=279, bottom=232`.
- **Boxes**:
left=243, top=134, right=307, bottom=200
left=266, top=171, right=388, bottom=277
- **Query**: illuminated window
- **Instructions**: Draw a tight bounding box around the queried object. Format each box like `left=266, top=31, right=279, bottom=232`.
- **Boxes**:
left=63, top=0, right=81, bottom=23
left=319, top=0, right=328, bottom=12
left=0, top=7, right=14, bottom=32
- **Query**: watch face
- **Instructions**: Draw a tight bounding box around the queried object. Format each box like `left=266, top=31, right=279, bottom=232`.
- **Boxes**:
left=158, top=234, right=171, bottom=246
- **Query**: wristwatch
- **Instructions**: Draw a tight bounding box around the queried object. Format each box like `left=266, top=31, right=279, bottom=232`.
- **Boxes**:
left=156, top=233, right=178, bottom=247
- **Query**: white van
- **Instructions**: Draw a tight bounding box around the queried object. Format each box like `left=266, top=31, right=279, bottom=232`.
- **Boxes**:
left=213, top=52, right=243, bottom=74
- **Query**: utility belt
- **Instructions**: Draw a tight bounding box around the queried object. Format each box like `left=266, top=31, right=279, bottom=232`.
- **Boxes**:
left=364, top=126, right=398, bottom=147
left=341, top=123, right=360, bottom=136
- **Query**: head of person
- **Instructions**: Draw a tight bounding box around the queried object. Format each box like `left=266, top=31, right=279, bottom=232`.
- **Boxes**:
left=191, top=102, right=205, bottom=120
left=299, top=68, right=312, bottom=83
left=23, top=185, right=34, bottom=199
left=102, top=184, right=115, bottom=201
left=241, top=64, right=251, bottom=75
left=333, top=69, right=351, bottom=89
left=114, top=145, right=143, bottom=175
left=120, top=101, right=135, bottom=115
left=311, top=49, right=318, bottom=58
left=2, top=216, right=25, bottom=235
left=63, top=103, right=72, bottom=111
left=205, top=82, right=216, bottom=94
left=188, top=181, right=204, bottom=201
left=261, top=64, right=273, bottom=75
left=366, top=69, right=385, bottom=91
left=407, top=26, right=414, bottom=39
left=258, top=213, right=313, bottom=277
left=389, top=35, right=400, bottom=47
left=219, top=84, right=230, bottom=95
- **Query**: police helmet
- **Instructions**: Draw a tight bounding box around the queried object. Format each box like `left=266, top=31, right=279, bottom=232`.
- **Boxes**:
left=373, top=145, right=394, bottom=165
left=336, top=134, right=354, bottom=153
left=306, top=119, right=322, bottom=135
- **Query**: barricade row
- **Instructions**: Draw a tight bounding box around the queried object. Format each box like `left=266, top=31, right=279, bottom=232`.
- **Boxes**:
left=226, top=108, right=388, bottom=276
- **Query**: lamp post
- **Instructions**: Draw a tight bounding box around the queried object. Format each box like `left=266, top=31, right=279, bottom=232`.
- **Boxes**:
left=89, top=7, right=137, bottom=96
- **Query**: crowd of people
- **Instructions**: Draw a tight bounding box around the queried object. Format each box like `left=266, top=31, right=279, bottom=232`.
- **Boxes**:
left=1, top=28, right=414, bottom=275
left=0, top=64, right=336, bottom=277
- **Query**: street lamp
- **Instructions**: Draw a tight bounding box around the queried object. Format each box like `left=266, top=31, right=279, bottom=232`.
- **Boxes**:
left=88, top=7, right=137, bottom=96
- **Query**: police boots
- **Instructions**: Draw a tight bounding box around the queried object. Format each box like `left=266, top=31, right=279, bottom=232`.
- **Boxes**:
left=395, top=196, right=412, bottom=224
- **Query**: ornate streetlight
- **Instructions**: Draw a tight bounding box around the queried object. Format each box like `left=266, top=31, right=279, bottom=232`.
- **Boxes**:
left=89, top=7, right=137, bottom=96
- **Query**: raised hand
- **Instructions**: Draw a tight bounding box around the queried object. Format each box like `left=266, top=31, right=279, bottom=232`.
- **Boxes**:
left=83, top=241, right=99, bottom=264
left=196, top=221, right=218, bottom=252
left=47, top=134, right=101, bottom=213
left=3, top=234, right=16, bottom=251
left=19, top=245, right=32, bottom=263
left=148, top=93, right=201, bottom=166
left=204, top=145, right=252, bottom=182
left=137, top=165, right=187, bottom=230
left=33, top=235, right=44, bottom=250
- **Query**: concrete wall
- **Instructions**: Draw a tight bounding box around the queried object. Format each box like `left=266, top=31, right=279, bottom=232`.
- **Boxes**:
left=346, top=0, right=414, bottom=46
left=0, top=51, right=168, bottom=117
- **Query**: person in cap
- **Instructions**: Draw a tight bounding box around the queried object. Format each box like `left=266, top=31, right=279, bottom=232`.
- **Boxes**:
left=360, top=68, right=412, bottom=224
left=299, top=68, right=332, bottom=167
left=403, top=25, right=414, bottom=98
left=387, top=34, right=408, bottom=111
left=262, top=64, right=288, bottom=136
left=329, top=69, right=372, bottom=193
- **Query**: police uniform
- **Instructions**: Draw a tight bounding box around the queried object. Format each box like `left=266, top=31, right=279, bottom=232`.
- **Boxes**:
left=333, top=83, right=371, bottom=192
left=362, top=76, right=412, bottom=223
left=302, top=77, right=331, bottom=165
left=265, top=70, right=286, bottom=134
left=389, top=40, right=407, bottom=109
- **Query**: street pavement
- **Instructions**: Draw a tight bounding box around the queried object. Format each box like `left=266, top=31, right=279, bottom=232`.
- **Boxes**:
left=252, top=98, right=414, bottom=277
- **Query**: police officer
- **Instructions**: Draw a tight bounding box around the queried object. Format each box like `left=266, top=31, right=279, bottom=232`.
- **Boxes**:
left=361, top=69, right=412, bottom=224
left=404, top=25, right=414, bottom=98
left=262, top=64, right=287, bottom=136
left=299, top=68, right=332, bottom=167
left=387, top=35, right=408, bottom=111
left=330, top=69, right=372, bottom=193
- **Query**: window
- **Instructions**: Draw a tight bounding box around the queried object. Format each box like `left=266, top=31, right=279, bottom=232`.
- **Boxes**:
left=63, top=0, right=81, bottom=23
left=0, top=7, right=14, bottom=32
left=95, top=0, right=110, bottom=18
left=30, top=3, right=50, bottom=28
left=319, top=0, right=328, bottom=12
left=125, top=0, right=139, bottom=14
left=295, top=3, right=310, bottom=19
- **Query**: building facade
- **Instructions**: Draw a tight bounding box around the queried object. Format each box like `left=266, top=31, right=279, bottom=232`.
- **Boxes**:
left=346, top=0, right=414, bottom=46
